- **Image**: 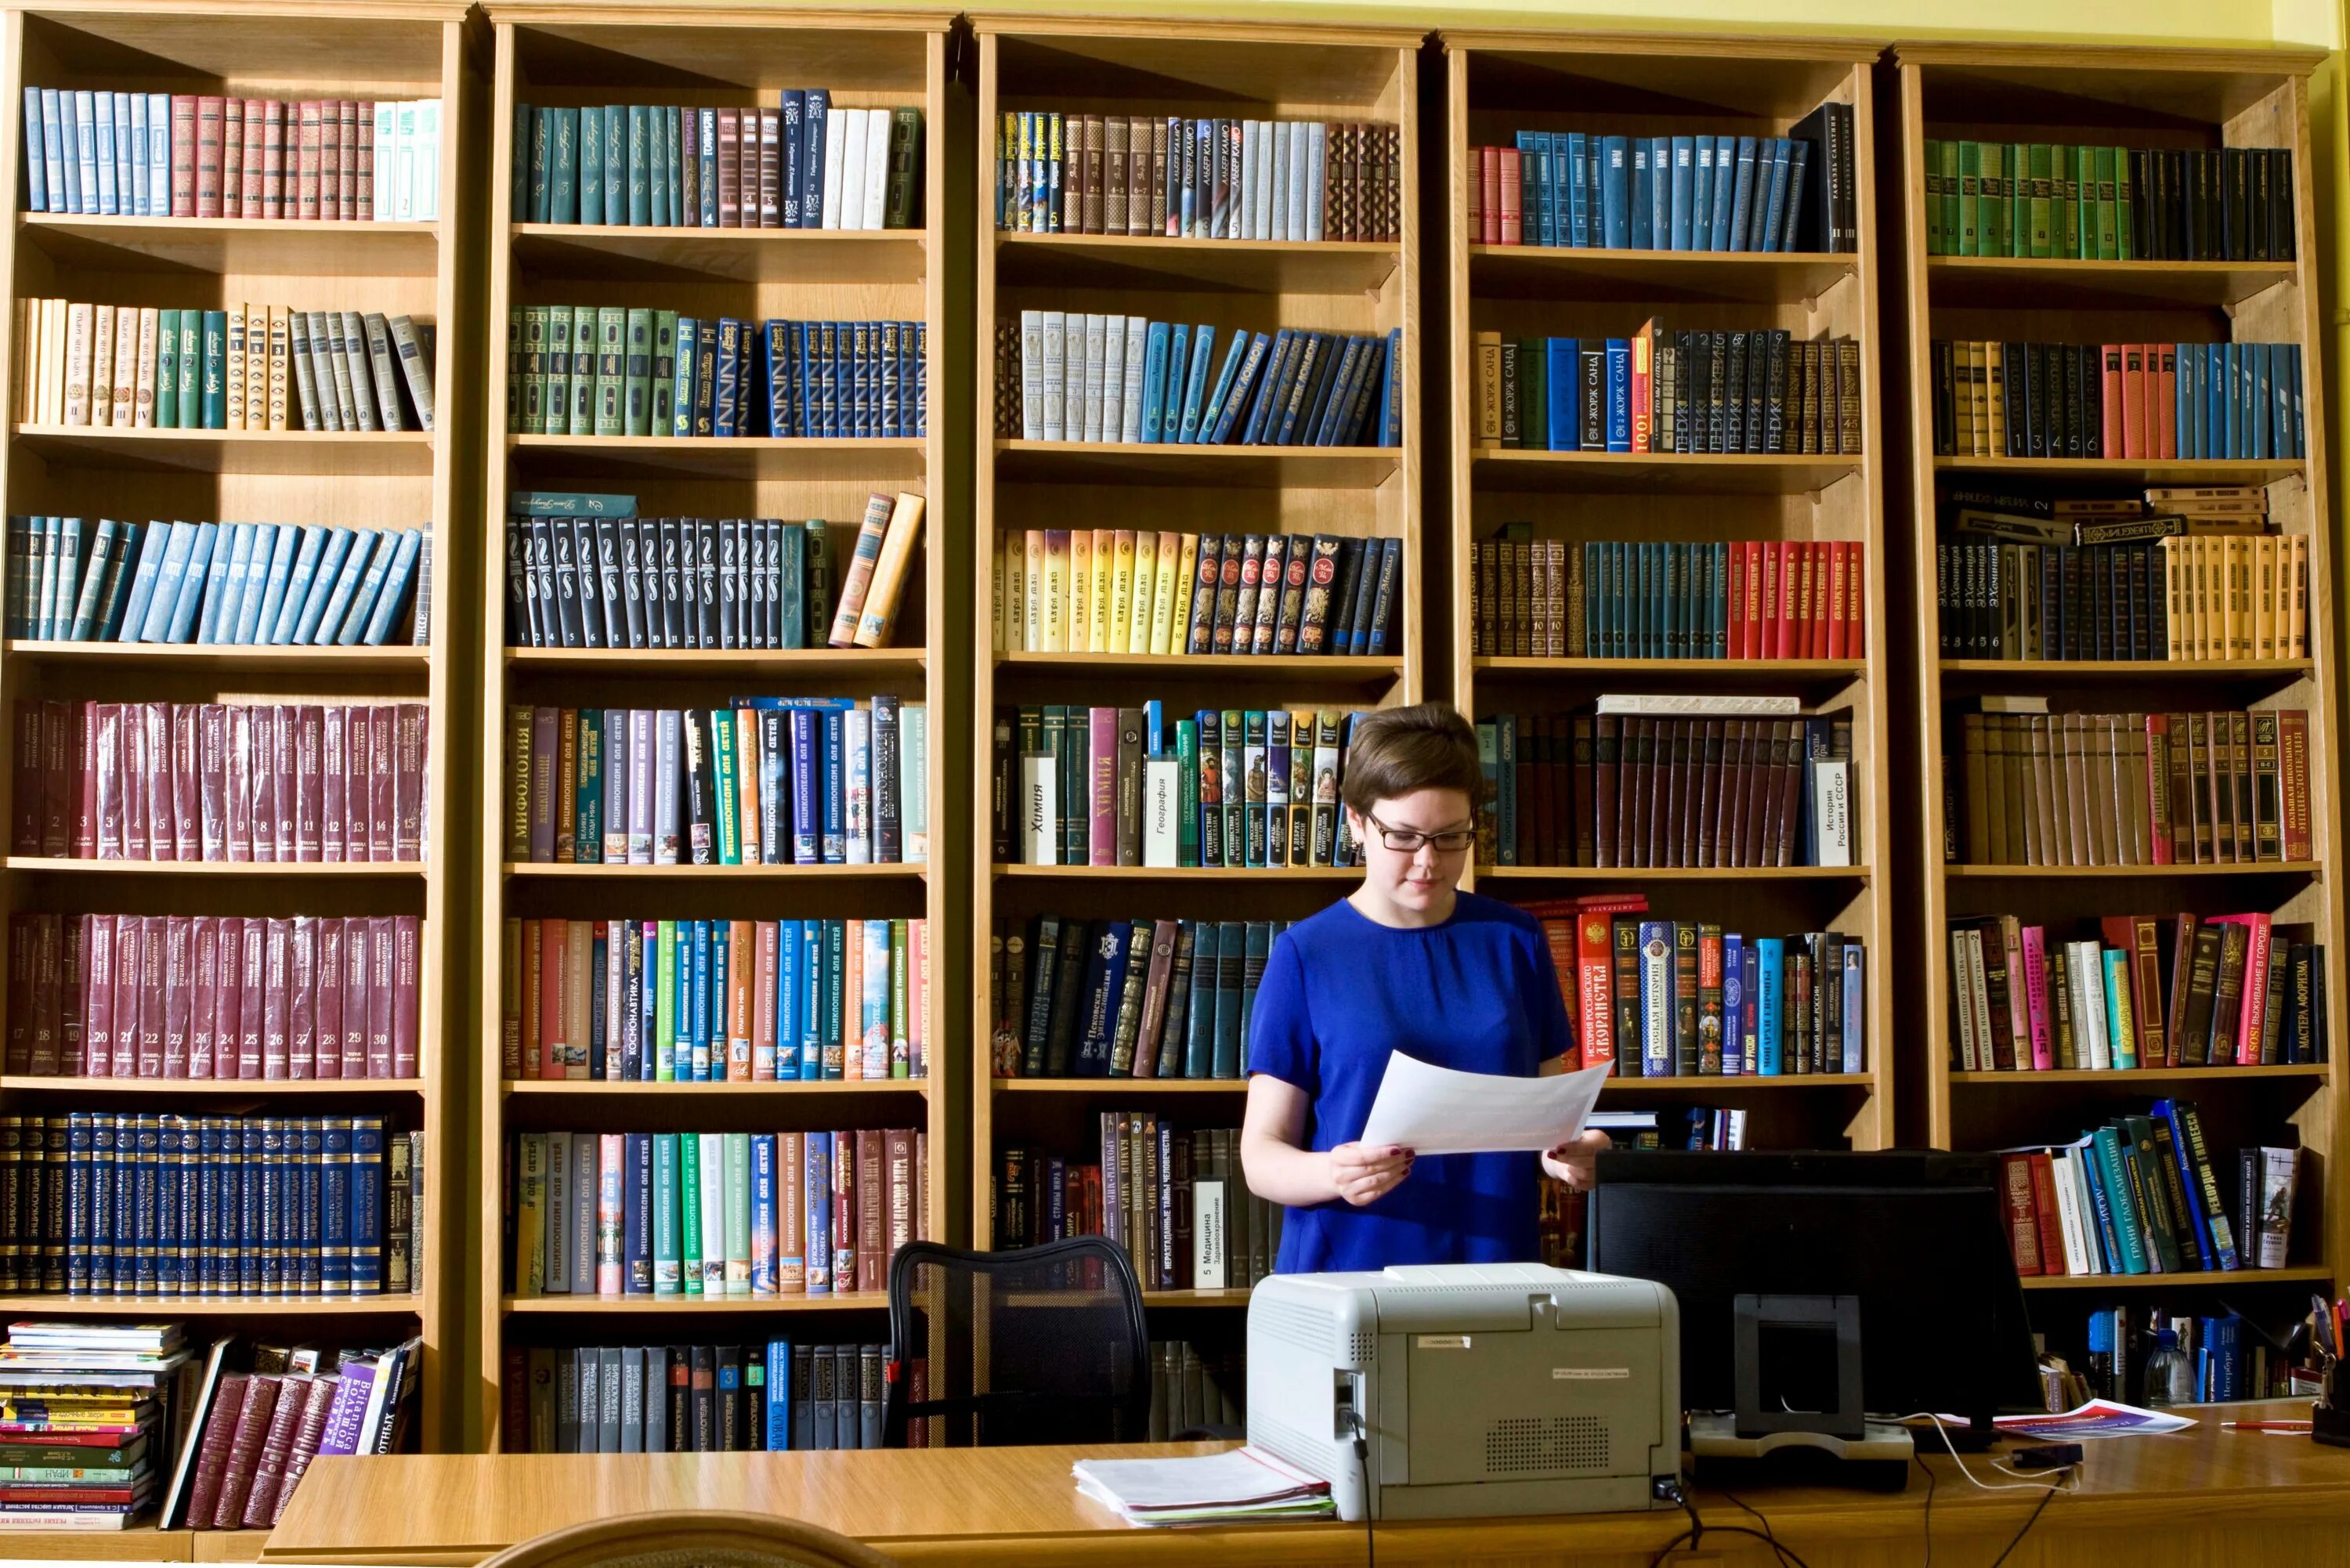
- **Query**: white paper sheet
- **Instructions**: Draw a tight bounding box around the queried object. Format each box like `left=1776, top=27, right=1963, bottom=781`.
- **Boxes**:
left=1357, top=1053, right=1611, bottom=1156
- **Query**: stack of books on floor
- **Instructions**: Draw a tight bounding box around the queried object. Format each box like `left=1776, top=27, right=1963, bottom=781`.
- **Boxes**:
left=0, top=1320, right=196, bottom=1533
left=992, top=916, right=1284, bottom=1081
left=504, top=1340, right=910, bottom=1452
left=1994, top=1104, right=2301, bottom=1278
left=162, top=1332, right=424, bottom=1529
left=995, top=1120, right=1273, bottom=1290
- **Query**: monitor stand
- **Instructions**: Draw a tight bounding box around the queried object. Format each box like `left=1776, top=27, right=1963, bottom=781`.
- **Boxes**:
left=1687, top=1293, right=1915, bottom=1493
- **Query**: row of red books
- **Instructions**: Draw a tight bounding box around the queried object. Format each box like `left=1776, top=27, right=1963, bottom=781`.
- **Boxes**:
left=10, top=699, right=428, bottom=864
left=5, top=912, right=423, bottom=1080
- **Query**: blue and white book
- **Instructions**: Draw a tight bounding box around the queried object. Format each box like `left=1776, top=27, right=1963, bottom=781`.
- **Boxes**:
left=112, top=92, right=134, bottom=213
left=161, top=521, right=217, bottom=642
left=1605, top=339, right=1632, bottom=453
left=288, top=525, right=354, bottom=644
left=134, top=515, right=191, bottom=639
left=1719, top=934, right=1746, bottom=1075
left=362, top=531, right=428, bottom=649
left=191, top=520, right=238, bottom=642
left=125, top=92, right=146, bottom=216
left=122, top=520, right=183, bottom=642
left=94, top=520, right=142, bottom=640
left=1758, top=139, right=1791, bottom=255
left=1637, top=921, right=1673, bottom=1076
left=246, top=522, right=302, bottom=645
left=66, top=518, right=118, bottom=642
left=1546, top=337, right=1578, bottom=451
left=1208, top=332, right=1271, bottom=446
left=1175, top=323, right=1215, bottom=443
left=266, top=526, right=327, bottom=644
left=1708, top=135, right=1738, bottom=251
left=1668, top=136, right=1695, bottom=251
left=90, top=92, right=115, bottom=215
left=54, top=90, right=81, bottom=215
left=1778, top=141, right=1810, bottom=251
left=326, top=529, right=390, bottom=645
left=1690, top=136, right=1715, bottom=251
left=146, top=94, right=168, bottom=213
left=764, top=1341, right=793, bottom=1450
left=1194, top=330, right=1252, bottom=448
left=820, top=708, right=848, bottom=863
left=70, top=90, right=97, bottom=215
left=38, top=90, right=65, bottom=215
left=1601, top=135, right=1630, bottom=248
left=20, top=89, right=44, bottom=213
left=1841, top=940, right=1865, bottom=1074
left=227, top=522, right=276, bottom=644
left=1139, top=320, right=1172, bottom=443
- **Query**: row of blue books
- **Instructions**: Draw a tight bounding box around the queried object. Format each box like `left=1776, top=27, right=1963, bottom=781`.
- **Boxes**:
left=5, top=517, right=425, bottom=648
left=1481, top=131, right=1814, bottom=252
left=1018, top=311, right=1402, bottom=448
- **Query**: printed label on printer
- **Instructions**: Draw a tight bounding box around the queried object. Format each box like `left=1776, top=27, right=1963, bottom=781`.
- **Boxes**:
left=1414, top=1335, right=1471, bottom=1349
left=1553, top=1367, right=1631, bottom=1379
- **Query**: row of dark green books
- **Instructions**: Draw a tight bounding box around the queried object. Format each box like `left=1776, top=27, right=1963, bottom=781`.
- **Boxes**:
left=992, top=916, right=1284, bottom=1082
left=1922, top=140, right=2294, bottom=262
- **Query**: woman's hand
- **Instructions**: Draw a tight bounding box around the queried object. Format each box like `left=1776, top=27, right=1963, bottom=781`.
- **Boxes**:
left=1542, top=1129, right=1611, bottom=1190
left=1328, top=1142, right=1412, bottom=1207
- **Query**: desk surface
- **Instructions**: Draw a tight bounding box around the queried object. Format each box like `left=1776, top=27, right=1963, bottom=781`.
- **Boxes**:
left=265, top=1405, right=2350, bottom=1568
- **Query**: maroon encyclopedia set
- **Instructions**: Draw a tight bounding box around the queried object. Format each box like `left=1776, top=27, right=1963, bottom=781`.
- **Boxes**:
left=6, top=912, right=423, bottom=1080
left=12, top=699, right=428, bottom=864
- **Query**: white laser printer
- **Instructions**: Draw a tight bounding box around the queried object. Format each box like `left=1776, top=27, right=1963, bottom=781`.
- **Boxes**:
left=1246, top=1263, right=1680, bottom=1522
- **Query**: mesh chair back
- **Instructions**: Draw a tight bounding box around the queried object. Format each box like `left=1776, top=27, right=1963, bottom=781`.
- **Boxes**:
left=884, top=1237, right=1150, bottom=1447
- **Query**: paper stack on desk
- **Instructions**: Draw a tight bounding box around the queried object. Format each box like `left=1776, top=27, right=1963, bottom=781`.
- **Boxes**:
left=1072, top=1447, right=1336, bottom=1526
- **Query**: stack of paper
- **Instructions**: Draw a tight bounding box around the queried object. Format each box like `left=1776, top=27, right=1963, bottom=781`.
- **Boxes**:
left=1072, top=1447, right=1336, bottom=1526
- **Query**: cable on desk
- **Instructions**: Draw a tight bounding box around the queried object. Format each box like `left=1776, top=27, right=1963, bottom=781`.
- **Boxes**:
left=1344, top=1407, right=1372, bottom=1568
left=1649, top=1476, right=1816, bottom=1568
left=1912, top=1448, right=1937, bottom=1568
left=1988, top=1479, right=2059, bottom=1568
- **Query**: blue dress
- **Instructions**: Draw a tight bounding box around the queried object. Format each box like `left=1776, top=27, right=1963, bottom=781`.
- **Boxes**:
left=1246, top=891, right=1574, bottom=1272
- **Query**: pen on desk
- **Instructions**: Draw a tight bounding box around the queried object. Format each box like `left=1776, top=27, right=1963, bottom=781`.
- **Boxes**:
left=2222, top=1421, right=2313, bottom=1432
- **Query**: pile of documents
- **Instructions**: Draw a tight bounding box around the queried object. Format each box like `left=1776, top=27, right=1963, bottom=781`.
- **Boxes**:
left=1073, top=1447, right=1335, bottom=1526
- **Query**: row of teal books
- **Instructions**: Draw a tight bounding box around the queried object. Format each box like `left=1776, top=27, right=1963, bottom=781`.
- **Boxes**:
left=5, top=517, right=426, bottom=648
left=513, top=96, right=920, bottom=230
left=508, top=309, right=924, bottom=439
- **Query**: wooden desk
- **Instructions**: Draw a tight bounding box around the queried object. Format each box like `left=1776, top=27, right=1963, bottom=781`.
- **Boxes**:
left=264, top=1406, right=2350, bottom=1568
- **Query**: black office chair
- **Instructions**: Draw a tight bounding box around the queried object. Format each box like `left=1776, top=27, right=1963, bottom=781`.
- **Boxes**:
left=881, top=1237, right=1151, bottom=1448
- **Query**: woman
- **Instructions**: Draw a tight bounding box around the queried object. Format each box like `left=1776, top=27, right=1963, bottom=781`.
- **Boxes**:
left=1242, top=701, right=1606, bottom=1272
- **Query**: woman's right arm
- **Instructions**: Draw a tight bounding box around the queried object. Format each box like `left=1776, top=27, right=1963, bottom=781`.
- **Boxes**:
left=1242, top=1074, right=1412, bottom=1209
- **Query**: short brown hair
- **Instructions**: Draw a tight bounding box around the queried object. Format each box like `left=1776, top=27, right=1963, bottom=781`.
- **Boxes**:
left=1342, top=702, right=1484, bottom=814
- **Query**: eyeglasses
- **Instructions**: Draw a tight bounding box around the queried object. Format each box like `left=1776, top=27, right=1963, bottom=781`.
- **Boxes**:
left=1363, top=811, right=1476, bottom=855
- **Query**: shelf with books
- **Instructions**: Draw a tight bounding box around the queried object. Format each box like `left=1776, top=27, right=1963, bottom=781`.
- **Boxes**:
left=1444, top=32, right=1893, bottom=1154
left=0, top=0, right=479, bottom=1458
left=1925, top=255, right=2299, bottom=311
left=504, top=1292, right=893, bottom=1315
left=478, top=3, right=956, bottom=1453
left=1895, top=44, right=2345, bottom=1313
left=973, top=15, right=1423, bottom=1285
left=2018, top=1264, right=2330, bottom=1292
left=18, top=214, right=443, bottom=277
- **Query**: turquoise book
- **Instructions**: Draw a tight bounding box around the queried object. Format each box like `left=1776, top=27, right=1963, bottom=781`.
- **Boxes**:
left=653, top=919, right=678, bottom=1082
left=66, top=516, right=117, bottom=641
left=652, top=1131, right=680, bottom=1294
left=677, top=1117, right=702, bottom=1295
left=175, top=312, right=200, bottom=428
left=154, top=308, right=179, bottom=427
left=1755, top=937, right=1785, bottom=1074
left=314, top=528, right=382, bottom=645
left=160, top=520, right=217, bottom=642
left=246, top=523, right=302, bottom=645
left=548, top=107, right=578, bottom=224
left=1140, top=321, right=1171, bottom=443
left=195, top=519, right=246, bottom=644
left=577, top=103, right=603, bottom=224
left=602, top=105, right=626, bottom=226
left=670, top=315, right=697, bottom=435
left=268, top=526, right=327, bottom=644
left=774, top=922, right=801, bottom=1082
left=233, top=523, right=284, bottom=643
left=1176, top=323, right=1216, bottom=443
left=338, top=527, right=399, bottom=645
left=627, top=105, right=650, bottom=226
left=94, top=520, right=143, bottom=641
left=199, top=310, right=226, bottom=428
left=132, top=521, right=192, bottom=642
left=287, top=526, right=354, bottom=644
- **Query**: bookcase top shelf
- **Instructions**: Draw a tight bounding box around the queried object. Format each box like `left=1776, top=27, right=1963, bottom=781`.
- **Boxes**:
left=993, top=232, right=1398, bottom=295
left=14, top=425, right=438, bottom=477
left=1467, top=449, right=1862, bottom=497
left=16, top=214, right=440, bottom=276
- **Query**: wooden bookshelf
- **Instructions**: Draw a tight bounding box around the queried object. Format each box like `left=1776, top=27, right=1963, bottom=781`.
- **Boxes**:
left=1440, top=32, right=1894, bottom=1152
left=0, top=0, right=483, bottom=1547
left=969, top=15, right=1423, bottom=1304
left=1892, top=46, right=2345, bottom=1306
left=474, top=3, right=956, bottom=1450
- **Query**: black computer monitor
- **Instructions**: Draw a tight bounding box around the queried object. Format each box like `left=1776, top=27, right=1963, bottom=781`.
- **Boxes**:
left=1588, top=1150, right=2042, bottom=1439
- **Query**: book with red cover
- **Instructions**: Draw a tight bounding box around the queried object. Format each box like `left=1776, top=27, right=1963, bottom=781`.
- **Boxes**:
left=262, top=99, right=287, bottom=219
left=225, top=706, right=252, bottom=861
left=240, top=99, right=266, bottom=220
left=336, top=101, right=360, bottom=222
left=1590, top=715, right=1618, bottom=869
left=162, top=913, right=192, bottom=1078
left=367, top=916, right=395, bottom=1078
left=190, top=913, right=218, bottom=1079
left=181, top=1372, right=249, bottom=1529
left=355, top=100, right=375, bottom=221
left=288, top=916, right=317, bottom=1078
left=142, top=703, right=172, bottom=862
left=238, top=915, right=266, bottom=1078
left=81, top=912, right=114, bottom=1076
left=23, top=915, right=56, bottom=1076
left=261, top=917, right=291, bottom=1078
left=392, top=915, right=420, bottom=1079
left=368, top=705, right=396, bottom=863
left=136, top=914, right=165, bottom=1077
left=170, top=95, right=200, bottom=216
left=237, top=1372, right=313, bottom=1526
left=194, top=96, right=226, bottom=219
left=246, top=706, right=275, bottom=864
left=221, top=98, right=244, bottom=215
left=40, top=698, right=70, bottom=857
left=856, top=1129, right=886, bottom=1294
left=107, top=913, right=138, bottom=1077
left=295, top=99, right=323, bottom=221
left=315, top=919, right=345, bottom=1080
left=73, top=699, right=96, bottom=857
left=273, top=702, right=298, bottom=861
left=213, top=918, right=242, bottom=1082
left=831, top=1127, right=858, bottom=1289
left=394, top=703, right=426, bottom=861
left=345, top=703, right=372, bottom=859
left=198, top=703, right=226, bottom=861
left=342, top=914, right=369, bottom=1077
left=320, top=706, right=347, bottom=862
left=717, top=108, right=742, bottom=227
left=295, top=705, right=324, bottom=862
left=1998, top=1154, right=2043, bottom=1274
left=209, top=1373, right=280, bottom=1527
left=267, top=1373, right=340, bottom=1525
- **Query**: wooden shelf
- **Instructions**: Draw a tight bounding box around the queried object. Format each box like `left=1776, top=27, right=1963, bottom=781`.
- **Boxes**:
left=0, top=1075, right=424, bottom=1094
left=995, top=231, right=1399, bottom=294
left=995, top=1078, right=1246, bottom=1094
left=14, top=424, right=436, bottom=476
left=504, top=861, right=925, bottom=880
left=1931, top=456, right=2303, bottom=483
left=508, top=645, right=925, bottom=676
left=3, top=855, right=421, bottom=876
left=2019, top=1265, right=2331, bottom=1292
left=17, top=213, right=439, bottom=276
left=1470, top=448, right=1862, bottom=496
left=993, top=864, right=1358, bottom=881
left=479, top=6, right=957, bottom=1454
left=0, top=1293, right=425, bottom=1315
left=504, top=1078, right=926, bottom=1097
left=1952, top=1065, right=2328, bottom=1085
left=1445, top=31, right=1895, bottom=1158
left=512, top=222, right=925, bottom=285
left=994, top=439, right=1398, bottom=490
left=1141, top=1289, right=1252, bottom=1307
left=505, top=433, right=925, bottom=483
left=1470, top=244, right=1857, bottom=305
left=1940, top=658, right=2313, bottom=678
left=504, top=1292, right=893, bottom=1314
left=996, top=652, right=1401, bottom=683
left=2, top=638, right=429, bottom=670
left=1943, top=861, right=2319, bottom=880
left=1924, top=255, right=2300, bottom=310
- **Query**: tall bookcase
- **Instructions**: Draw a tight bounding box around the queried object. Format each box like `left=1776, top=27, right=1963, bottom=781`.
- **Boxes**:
left=1893, top=45, right=2347, bottom=1313
left=1441, top=32, right=1895, bottom=1154
left=0, top=0, right=483, bottom=1530
left=474, top=4, right=956, bottom=1450
left=970, top=14, right=1423, bottom=1331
